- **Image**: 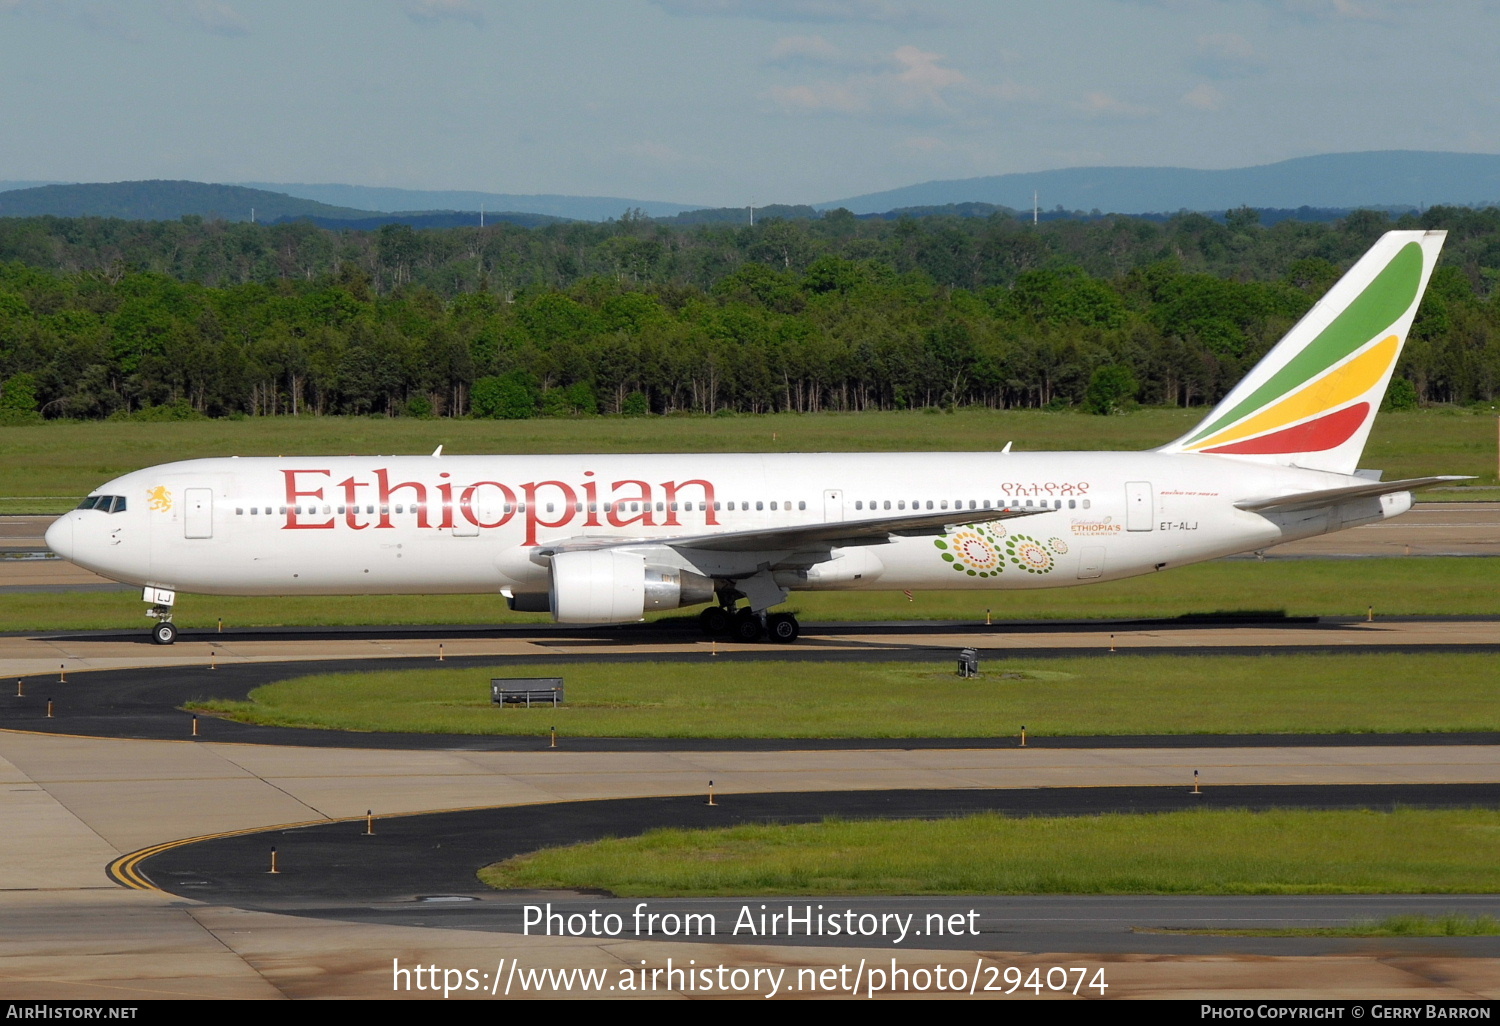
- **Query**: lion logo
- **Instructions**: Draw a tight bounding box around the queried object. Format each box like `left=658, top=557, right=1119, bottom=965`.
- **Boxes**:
left=147, top=486, right=173, bottom=512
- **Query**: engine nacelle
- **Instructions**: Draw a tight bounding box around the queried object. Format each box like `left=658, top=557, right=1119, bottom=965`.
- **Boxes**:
left=549, top=550, right=716, bottom=623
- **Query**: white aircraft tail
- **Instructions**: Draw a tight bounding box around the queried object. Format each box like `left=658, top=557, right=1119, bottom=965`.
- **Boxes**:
left=1159, top=230, right=1446, bottom=475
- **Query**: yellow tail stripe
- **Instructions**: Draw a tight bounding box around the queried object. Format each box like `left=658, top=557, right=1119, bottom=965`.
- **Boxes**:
left=1189, top=335, right=1398, bottom=451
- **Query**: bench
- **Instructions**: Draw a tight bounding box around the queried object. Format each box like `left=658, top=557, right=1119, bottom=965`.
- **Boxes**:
left=490, top=677, right=565, bottom=707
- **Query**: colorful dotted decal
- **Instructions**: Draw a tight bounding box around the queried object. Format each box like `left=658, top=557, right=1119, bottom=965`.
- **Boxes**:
left=1007, top=533, right=1055, bottom=574
left=933, top=525, right=1006, bottom=578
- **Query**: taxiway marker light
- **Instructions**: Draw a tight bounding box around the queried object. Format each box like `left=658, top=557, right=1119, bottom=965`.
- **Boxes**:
left=16, top=680, right=22, bottom=698
left=1193, top=770, right=1202, bottom=795
left=550, top=725, right=557, bottom=749
left=365, top=810, right=374, bottom=836
left=46, top=698, right=53, bottom=718
left=1020, top=725, right=1027, bottom=748
left=269, top=847, right=279, bottom=874
left=707, top=780, right=717, bottom=807
left=191, top=715, right=198, bottom=737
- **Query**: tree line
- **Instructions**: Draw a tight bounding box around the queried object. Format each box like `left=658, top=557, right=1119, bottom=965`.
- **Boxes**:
left=1, top=205, right=1498, bottom=421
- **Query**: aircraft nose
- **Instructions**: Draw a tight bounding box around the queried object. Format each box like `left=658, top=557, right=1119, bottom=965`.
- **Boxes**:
left=44, top=514, right=73, bottom=561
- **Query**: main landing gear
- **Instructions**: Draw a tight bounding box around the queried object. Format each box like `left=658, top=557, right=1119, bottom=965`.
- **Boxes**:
left=698, top=605, right=800, bottom=644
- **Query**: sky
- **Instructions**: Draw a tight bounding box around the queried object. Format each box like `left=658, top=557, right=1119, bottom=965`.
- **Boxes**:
left=2, top=0, right=1498, bottom=207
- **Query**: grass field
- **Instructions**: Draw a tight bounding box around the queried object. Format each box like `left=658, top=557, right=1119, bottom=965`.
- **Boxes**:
left=192, top=652, right=1500, bottom=737
left=5, top=555, right=1495, bottom=631
left=477, top=808, right=1500, bottom=896
left=1159, top=914, right=1500, bottom=937
left=2, top=406, right=1497, bottom=512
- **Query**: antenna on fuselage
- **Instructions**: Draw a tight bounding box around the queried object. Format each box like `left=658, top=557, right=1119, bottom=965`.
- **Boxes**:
left=1001, top=441, right=1013, bottom=453
left=432, top=445, right=443, bottom=458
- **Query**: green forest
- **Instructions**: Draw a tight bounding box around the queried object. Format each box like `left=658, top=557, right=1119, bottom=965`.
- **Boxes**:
left=1, top=204, right=1498, bottom=421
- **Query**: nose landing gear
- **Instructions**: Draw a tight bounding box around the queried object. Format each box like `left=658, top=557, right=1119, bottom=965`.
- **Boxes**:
left=144, top=587, right=177, bottom=645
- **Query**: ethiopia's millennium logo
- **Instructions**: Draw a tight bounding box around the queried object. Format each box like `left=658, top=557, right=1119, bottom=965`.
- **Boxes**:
left=933, top=524, right=1006, bottom=578
left=147, top=486, right=173, bottom=512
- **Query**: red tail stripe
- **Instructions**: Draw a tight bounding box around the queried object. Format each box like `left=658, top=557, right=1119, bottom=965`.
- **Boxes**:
left=1200, top=403, right=1369, bottom=456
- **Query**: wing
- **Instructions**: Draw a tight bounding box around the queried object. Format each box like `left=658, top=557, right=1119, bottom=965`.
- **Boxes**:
left=534, top=503, right=1049, bottom=558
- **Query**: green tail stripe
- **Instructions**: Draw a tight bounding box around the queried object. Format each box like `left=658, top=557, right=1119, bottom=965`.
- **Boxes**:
left=1187, top=241, right=1423, bottom=445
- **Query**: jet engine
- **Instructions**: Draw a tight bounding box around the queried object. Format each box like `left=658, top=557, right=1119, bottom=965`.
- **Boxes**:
left=548, top=549, right=716, bottom=623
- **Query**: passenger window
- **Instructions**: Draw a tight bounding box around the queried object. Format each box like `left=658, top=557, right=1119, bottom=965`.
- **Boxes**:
left=1083, top=499, right=1091, bottom=509
left=713, top=501, right=721, bottom=510
left=798, top=501, right=805, bottom=511
left=236, top=508, right=243, bottom=516
left=756, top=501, right=763, bottom=511
left=940, top=500, right=948, bottom=510
left=771, top=502, right=778, bottom=511
left=926, top=500, right=933, bottom=510
left=883, top=500, right=891, bottom=510
left=855, top=501, right=862, bottom=510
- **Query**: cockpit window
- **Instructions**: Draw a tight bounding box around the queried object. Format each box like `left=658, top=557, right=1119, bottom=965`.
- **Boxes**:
left=75, top=495, right=126, bottom=513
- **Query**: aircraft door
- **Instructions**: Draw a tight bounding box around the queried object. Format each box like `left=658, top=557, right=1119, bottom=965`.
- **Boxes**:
left=184, top=488, right=213, bottom=539
left=823, top=489, right=845, bottom=522
left=1125, top=481, right=1153, bottom=532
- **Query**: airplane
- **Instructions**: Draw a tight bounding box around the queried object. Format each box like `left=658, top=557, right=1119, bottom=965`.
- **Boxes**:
left=45, top=229, right=1465, bottom=646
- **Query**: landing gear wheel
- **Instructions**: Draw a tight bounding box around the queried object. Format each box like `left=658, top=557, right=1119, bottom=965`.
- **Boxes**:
left=699, top=606, right=733, bottom=635
left=732, top=609, right=765, bottom=642
left=766, top=612, right=800, bottom=644
left=151, top=621, right=177, bottom=646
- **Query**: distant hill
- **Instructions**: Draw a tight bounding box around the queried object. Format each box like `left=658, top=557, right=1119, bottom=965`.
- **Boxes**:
left=819, top=151, right=1500, bottom=215
left=238, top=183, right=696, bottom=221
left=0, top=180, right=64, bottom=193
left=270, top=210, right=570, bottom=230
left=0, top=180, right=376, bottom=222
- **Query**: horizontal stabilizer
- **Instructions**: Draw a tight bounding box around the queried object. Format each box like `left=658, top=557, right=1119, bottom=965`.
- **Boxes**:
left=1234, top=476, right=1472, bottom=515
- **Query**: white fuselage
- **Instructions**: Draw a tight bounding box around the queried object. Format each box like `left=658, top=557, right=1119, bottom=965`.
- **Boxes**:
left=46, top=451, right=1411, bottom=602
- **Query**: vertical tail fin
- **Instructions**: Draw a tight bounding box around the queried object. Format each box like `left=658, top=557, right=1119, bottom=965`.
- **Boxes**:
left=1159, top=229, right=1445, bottom=475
